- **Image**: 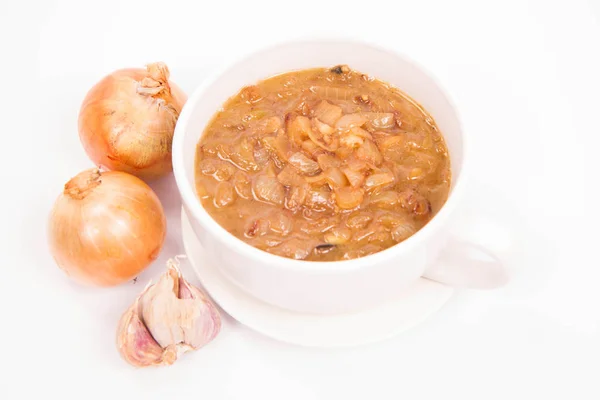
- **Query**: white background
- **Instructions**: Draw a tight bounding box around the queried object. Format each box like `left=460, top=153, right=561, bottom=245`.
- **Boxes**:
left=1, top=0, right=599, bottom=398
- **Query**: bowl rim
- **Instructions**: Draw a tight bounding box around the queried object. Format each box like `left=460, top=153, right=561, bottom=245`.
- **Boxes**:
left=172, top=38, right=469, bottom=273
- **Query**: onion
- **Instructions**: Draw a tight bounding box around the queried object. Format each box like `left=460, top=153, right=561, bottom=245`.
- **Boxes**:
left=324, top=167, right=349, bottom=189
left=305, top=187, right=333, bottom=211
left=356, top=139, right=383, bottom=166
left=252, top=175, right=285, bottom=205
left=313, top=100, right=343, bottom=126
left=369, top=191, right=400, bottom=208
left=267, top=211, right=294, bottom=235
left=214, top=181, right=236, bottom=208
left=286, top=114, right=312, bottom=146
left=260, top=116, right=282, bottom=135
left=343, top=244, right=383, bottom=260
left=364, top=171, right=395, bottom=191
left=324, top=227, right=352, bottom=245
left=48, top=169, right=166, bottom=286
left=346, top=212, right=373, bottom=229
left=288, top=152, right=321, bottom=175
left=306, top=124, right=339, bottom=152
left=399, top=189, right=432, bottom=218
left=341, top=166, right=366, bottom=187
left=286, top=184, right=309, bottom=210
left=340, top=134, right=364, bottom=148
left=228, top=138, right=259, bottom=172
left=363, top=112, right=396, bottom=129
left=317, top=154, right=341, bottom=170
left=299, top=216, right=340, bottom=235
left=302, top=139, right=324, bottom=158
left=334, top=187, right=364, bottom=209
left=277, top=165, right=305, bottom=186
left=232, top=171, right=253, bottom=199
left=348, top=127, right=373, bottom=139
left=378, top=135, right=405, bottom=162
left=267, top=238, right=318, bottom=260
left=78, top=63, right=187, bottom=180
left=312, top=118, right=335, bottom=135
left=391, top=223, right=417, bottom=242
left=335, top=113, right=368, bottom=130
left=260, top=135, right=291, bottom=167
left=311, top=86, right=356, bottom=103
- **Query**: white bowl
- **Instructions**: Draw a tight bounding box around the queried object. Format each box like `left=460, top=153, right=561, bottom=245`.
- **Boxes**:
left=173, top=40, right=496, bottom=315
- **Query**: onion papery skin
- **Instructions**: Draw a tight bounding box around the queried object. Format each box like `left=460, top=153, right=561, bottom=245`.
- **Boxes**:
left=78, top=63, right=187, bottom=180
left=48, top=169, right=167, bottom=286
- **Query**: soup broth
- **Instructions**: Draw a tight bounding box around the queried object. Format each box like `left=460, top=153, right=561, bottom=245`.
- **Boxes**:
left=195, top=66, right=451, bottom=261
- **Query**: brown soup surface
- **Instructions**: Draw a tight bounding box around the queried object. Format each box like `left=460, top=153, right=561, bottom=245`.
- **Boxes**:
left=195, top=66, right=451, bottom=261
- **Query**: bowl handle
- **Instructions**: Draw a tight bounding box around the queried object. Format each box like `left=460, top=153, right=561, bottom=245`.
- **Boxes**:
left=422, top=237, right=509, bottom=289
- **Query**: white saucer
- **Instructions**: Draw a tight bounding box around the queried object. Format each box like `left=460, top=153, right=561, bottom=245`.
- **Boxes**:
left=181, top=208, right=454, bottom=348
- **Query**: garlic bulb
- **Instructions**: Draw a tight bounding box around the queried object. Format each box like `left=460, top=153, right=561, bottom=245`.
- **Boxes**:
left=116, top=258, right=221, bottom=367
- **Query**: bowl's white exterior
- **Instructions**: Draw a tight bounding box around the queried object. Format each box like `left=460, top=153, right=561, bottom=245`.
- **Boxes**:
left=173, top=40, right=467, bottom=314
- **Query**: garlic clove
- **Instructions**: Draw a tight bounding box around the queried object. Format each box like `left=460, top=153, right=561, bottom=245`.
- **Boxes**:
left=139, top=266, right=186, bottom=348
left=177, top=277, right=222, bottom=349
left=140, top=261, right=222, bottom=350
left=116, top=297, right=177, bottom=367
left=116, top=258, right=222, bottom=367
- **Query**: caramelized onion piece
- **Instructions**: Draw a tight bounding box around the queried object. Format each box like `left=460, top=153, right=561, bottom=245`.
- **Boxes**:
left=341, top=167, right=366, bottom=187
left=324, top=167, right=349, bottom=189
left=286, top=184, right=309, bottom=210
left=348, top=127, right=373, bottom=139
left=346, top=212, right=373, bottom=229
left=313, top=118, right=335, bottom=135
left=253, top=145, right=271, bottom=167
left=245, top=218, right=270, bottom=237
left=288, top=152, right=321, bottom=175
left=267, top=211, right=294, bottom=236
left=311, top=86, right=355, bottom=102
left=198, top=159, right=235, bottom=181
left=334, top=187, right=364, bottom=209
left=369, top=191, right=400, bottom=208
left=378, top=135, right=405, bottom=162
left=262, top=116, right=282, bottom=134
left=267, top=238, right=318, bottom=260
left=363, top=112, right=396, bottom=129
left=340, top=134, right=364, bottom=148
left=260, top=135, right=290, bottom=167
left=229, top=138, right=259, bottom=172
left=356, top=139, right=383, bottom=166
left=391, top=222, right=417, bottom=242
left=343, top=244, right=383, bottom=260
left=346, top=155, right=369, bottom=171
left=376, top=212, right=408, bottom=228
left=299, top=215, right=340, bottom=235
left=253, top=175, right=285, bottom=205
left=307, top=123, right=339, bottom=152
left=214, top=181, right=236, bottom=208
left=313, top=100, right=343, bottom=126
left=277, top=165, right=305, bottom=186
left=399, top=189, right=431, bottom=218
left=335, top=113, right=368, bottom=130
left=304, top=173, right=327, bottom=185
left=353, top=224, right=385, bottom=242
left=317, top=154, right=341, bottom=170
left=305, top=187, right=333, bottom=211
left=302, top=139, right=325, bottom=158
left=231, top=171, right=252, bottom=199
left=324, top=226, right=352, bottom=245
left=364, top=171, right=395, bottom=191
left=287, top=114, right=312, bottom=146
left=335, top=146, right=354, bottom=160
